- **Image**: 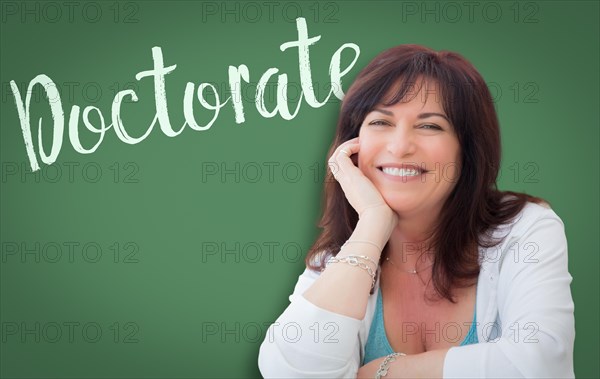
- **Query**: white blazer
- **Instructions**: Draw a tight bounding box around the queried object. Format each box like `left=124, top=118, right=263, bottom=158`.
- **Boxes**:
left=258, top=202, right=575, bottom=378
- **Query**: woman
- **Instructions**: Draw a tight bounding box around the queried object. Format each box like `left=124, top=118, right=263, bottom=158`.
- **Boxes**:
left=258, top=45, right=575, bottom=378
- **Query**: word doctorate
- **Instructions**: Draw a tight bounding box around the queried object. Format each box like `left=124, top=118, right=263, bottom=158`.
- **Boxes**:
left=10, top=17, right=360, bottom=172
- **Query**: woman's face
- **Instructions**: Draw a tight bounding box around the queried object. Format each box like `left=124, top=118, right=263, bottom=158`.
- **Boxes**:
left=357, top=81, right=461, bottom=218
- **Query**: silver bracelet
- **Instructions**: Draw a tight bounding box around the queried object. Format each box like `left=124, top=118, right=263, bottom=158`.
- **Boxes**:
left=342, top=239, right=383, bottom=252
left=375, top=352, right=406, bottom=379
left=344, top=254, right=378, bottom=269
left=325, top=256, right=376, bottom=289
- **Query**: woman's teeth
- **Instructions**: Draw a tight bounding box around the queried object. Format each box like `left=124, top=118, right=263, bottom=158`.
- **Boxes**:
left=381, top=167, right=422, bottom=176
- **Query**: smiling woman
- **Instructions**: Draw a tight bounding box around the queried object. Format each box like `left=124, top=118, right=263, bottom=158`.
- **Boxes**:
left=258, top=45, right=575, bottom=378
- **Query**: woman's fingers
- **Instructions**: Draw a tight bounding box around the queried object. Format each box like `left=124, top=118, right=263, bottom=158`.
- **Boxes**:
left=337, top=139, right=359, bottom=157
left=328, top=138, right=360, bottom=180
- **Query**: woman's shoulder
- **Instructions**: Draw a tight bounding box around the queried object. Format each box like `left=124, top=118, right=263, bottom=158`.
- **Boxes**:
left=479, top=198, right=567, bottom=271
left=502, top=199, right=564, bottom=237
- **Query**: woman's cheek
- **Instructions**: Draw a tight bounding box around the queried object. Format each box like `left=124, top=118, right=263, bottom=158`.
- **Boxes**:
left=356, top=143, right=366, bottom=169
left=356, top=152, right=371, bottom=177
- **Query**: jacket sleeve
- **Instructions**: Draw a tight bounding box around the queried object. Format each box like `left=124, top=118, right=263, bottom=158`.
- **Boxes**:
left=258, top=267, right=364, bottom=378
left=443, top=206, right=575, bottom=378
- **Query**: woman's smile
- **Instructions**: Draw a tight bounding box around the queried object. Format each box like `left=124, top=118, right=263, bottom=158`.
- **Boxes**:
left=377, top=163, right=428, bottom=182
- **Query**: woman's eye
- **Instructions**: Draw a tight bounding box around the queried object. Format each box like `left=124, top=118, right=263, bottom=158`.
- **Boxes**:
left=368, top=120, right=391, bottom=126
left=420, top=124, right=442, bottom=130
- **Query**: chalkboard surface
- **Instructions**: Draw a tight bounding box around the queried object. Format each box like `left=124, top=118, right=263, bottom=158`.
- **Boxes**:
left=1, top=1, right=598, bottom=377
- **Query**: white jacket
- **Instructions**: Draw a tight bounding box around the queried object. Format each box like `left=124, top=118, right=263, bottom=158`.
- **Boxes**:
left=258, top=202, right=575, bottom=378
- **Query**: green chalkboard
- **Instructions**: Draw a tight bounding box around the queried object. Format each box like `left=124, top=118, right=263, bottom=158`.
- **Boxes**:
left=1, top=0, right=598, bottom=377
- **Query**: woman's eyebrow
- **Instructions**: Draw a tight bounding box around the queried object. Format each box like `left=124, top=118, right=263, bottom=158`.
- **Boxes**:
left=372, top=109, right=450, bottom=124
left=372, top=108, right=394, bottom=116
left=418, top=112, right=450, bottom=123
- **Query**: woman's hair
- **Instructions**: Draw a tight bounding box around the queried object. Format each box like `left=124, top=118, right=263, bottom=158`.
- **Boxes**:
left=306, top=44, right=546, bottom=301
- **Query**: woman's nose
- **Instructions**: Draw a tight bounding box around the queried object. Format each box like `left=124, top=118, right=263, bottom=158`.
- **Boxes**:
left=386, top=125, right=416, bottom=157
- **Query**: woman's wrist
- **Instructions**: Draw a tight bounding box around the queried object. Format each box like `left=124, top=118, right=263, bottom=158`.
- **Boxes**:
left=356, top=206, right=397, bottom=244
left=359, top=203, right=394, bottom=219
left=376, top=352, right=406, bottom=379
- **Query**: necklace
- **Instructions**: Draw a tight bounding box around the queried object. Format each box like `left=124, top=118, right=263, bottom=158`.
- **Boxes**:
left=385, top=257, right=434, bottom=274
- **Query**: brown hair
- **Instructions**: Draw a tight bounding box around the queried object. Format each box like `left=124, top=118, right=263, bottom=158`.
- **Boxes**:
left=306, top=44, right=546, bottom=302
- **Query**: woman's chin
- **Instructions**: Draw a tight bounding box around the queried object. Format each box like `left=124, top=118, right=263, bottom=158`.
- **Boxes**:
left=380, top=193, right=433, bottom=216
left=382, top=199, right=418, bottom=216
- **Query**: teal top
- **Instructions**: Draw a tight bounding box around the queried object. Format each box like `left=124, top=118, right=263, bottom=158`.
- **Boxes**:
left=362, top=287, right=478, bottom=365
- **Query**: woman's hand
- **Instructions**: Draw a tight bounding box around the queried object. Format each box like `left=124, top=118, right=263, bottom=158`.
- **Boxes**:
left=356, top=354, right=405, bottom=379
left=356, top=357, right=386, bottom=378
left=329, top=137, right=397, bottom=223
left=357, top=350, right=449, bottom=379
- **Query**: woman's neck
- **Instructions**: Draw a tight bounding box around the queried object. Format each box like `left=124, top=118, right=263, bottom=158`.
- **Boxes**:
left=385, top=211, right=438, bottom=274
